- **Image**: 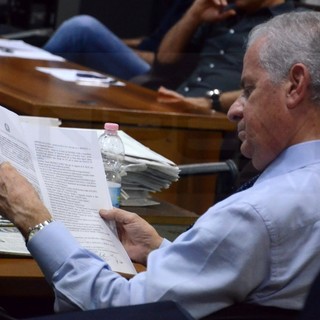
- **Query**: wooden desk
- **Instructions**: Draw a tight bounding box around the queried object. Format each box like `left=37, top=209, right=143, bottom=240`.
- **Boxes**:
left=0, top=57, right=236, bottom=214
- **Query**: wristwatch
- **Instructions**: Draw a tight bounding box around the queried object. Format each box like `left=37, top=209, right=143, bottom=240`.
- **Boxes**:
left=26, top=218, right=54, bottom=244
left=206, top=89, right=222, bottom=112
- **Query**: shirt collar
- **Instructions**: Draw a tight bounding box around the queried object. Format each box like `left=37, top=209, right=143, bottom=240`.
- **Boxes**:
left=257, top=140, right=320, bottom=184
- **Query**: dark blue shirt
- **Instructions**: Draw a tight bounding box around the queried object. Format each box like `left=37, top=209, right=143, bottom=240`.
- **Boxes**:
left=138, top=0, right=193, bottom=52
left=175, top=1, right=295, bottom=97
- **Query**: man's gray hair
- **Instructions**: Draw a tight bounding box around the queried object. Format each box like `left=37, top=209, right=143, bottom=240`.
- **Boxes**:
left=247, top=11, right=320, bottom=103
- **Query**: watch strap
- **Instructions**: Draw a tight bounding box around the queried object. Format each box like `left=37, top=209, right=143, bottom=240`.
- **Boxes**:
left=206, top=89, right=223, bottom=112
left=26, top=218, right=54, bottom=244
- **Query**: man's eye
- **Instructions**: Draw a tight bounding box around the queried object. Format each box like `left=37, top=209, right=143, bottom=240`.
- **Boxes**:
left=242, top=86, right=254, bottom=99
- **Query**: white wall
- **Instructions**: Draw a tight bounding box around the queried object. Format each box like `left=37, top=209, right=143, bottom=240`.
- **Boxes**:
left=300, top=0, right=320, bottom=5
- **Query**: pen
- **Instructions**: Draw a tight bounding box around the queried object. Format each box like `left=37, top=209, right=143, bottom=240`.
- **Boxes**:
left=0, top=46, right=14, bottom=53
left=76, top=72, right=107, bottom=79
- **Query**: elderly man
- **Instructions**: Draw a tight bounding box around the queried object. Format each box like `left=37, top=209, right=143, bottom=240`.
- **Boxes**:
left=1, top=10, right=320, bottom=320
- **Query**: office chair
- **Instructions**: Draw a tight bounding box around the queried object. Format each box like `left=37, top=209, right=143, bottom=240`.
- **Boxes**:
left=201, top=303, right=300, bottom=320
left=178, top=159, right=239, bottom=203
left=24, top=301, right=194, bottom=320
left=0, top=0, right=55, bottom=47
left=178, top=159, right=238, bottom=178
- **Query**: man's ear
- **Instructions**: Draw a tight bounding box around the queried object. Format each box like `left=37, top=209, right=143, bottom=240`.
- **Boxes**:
left=286, top=63, right=310, bottom=109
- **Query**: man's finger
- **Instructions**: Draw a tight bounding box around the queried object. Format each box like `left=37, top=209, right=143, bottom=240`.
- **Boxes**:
left=99, top=208, right=136, bottom=224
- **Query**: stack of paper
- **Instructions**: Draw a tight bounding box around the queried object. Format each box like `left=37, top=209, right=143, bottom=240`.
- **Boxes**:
left=96, top=130, right=180, bottom=206
left=0, top=38, right=65, bottom=61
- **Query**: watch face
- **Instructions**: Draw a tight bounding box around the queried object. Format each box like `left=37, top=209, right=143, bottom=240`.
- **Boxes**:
left=212, top=89, right=221, bottom=96
left=206, top=89, right=222, bottom=111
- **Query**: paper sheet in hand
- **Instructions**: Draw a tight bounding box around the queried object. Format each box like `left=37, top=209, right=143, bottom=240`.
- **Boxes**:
left=0, top=108, right=136, bottom=275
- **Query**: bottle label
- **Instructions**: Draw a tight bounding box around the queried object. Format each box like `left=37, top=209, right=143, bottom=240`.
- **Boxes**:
left=108, top=181, right=121, bottom=208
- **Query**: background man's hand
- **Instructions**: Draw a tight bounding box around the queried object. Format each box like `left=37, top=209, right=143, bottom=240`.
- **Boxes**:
left=157, top=86, right=213, bottom=114
left=188, top=0, right=236, bottom=24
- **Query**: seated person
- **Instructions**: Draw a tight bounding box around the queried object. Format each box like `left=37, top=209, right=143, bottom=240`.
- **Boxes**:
left=134, top=0, right=296, bottom=108
left=43, top=0, right=193, bottom=80
left=44, top=1, right=295, bottom=102
left=1, top=11, right=320, bottom=320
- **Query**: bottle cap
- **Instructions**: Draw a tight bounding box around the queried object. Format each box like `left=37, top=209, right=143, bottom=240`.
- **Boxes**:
left=104, top=122, right=119, bottom=131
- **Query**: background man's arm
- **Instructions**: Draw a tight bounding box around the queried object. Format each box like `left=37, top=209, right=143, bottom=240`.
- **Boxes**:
left=157, top=0, right=236, bottom=64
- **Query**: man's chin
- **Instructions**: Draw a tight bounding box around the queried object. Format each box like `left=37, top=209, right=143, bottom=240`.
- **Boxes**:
left=240, top=143, right=252, bottom=160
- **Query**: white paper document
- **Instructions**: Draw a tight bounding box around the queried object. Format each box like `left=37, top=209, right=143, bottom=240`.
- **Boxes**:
left=0, top=106, right=136, bottom=275
left=0, top=39, right=65, bottom=61
left=36, top=67, right=125, bottom=87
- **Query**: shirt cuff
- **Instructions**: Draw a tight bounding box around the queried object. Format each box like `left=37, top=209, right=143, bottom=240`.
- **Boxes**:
left=27, top=221, right=81, bottom=281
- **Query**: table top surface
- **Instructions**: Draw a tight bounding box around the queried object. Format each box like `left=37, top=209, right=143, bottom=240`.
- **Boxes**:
left=0, top=57, right=235, bottom=131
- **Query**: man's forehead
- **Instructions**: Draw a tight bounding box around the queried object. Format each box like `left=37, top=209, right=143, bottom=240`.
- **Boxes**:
left=240, top=36, right=268, bottom=87
left=241, top=61, right=250, bottom=87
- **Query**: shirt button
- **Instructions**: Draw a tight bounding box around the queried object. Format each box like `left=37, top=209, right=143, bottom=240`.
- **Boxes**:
left=184, top=87, right=190, bottom=93
left=220, top=49, right=225, bottom=55
left=197, top=76, right=202, bottom=82
left=229, top=28, right=235, bottom=34
left=209, top=63, right=215, bottom=68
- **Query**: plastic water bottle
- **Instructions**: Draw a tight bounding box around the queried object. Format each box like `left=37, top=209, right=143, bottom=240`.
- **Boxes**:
left=99, top=122, right=125, bottom=208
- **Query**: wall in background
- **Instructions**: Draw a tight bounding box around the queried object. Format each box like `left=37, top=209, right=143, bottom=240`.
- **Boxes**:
left=56, top=0, right=168, bottom=38
left=300, top=0, right=319, bottom=4
left=78, top=0, right=164, bottom=38
left=56, top=0, right=81, bottom=27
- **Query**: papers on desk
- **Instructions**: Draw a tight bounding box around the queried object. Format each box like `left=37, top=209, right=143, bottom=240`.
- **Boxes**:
left=0, top=39, right=65, bottom=61
left=47, top=125, right=179, bottom=206
left=64, top=127, right=179, bottom=206
left=20, top=115, right=62, bottom=127
left=117, top=130, right=180, bottom=206
left=0, top=224, right=28, bottom=256
left=36, top=67, right=125, bottom=87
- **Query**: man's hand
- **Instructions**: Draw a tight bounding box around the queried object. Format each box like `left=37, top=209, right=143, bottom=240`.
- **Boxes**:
left=0, top=162, right=52, bottom=239
left=157, top=86, right=213, bottom=114
left=100, top=208, right=163, bottom=266
left=157, top=0, right=236, bottom=65
left=188, top=0, right=236, bottom=25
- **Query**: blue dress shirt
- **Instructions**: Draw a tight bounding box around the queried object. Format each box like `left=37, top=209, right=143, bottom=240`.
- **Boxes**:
left=28, top=141, right=320, bottom=319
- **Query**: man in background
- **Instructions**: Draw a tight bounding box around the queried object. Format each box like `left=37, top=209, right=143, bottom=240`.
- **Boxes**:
left=43, top=0, right=193, bottom=80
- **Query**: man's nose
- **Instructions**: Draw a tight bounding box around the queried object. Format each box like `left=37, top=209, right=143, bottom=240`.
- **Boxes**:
left=227, top=97, right=244, bottom=122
